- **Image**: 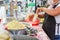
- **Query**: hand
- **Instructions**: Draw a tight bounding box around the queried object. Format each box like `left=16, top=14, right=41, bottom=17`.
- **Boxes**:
left=36, top=7, right=45, bottom=13
left=36, top=8, right=42, bottom=13
left=25, top=14, right=34, bottom=22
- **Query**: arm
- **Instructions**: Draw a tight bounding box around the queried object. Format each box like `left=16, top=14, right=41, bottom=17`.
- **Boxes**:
left=40, top=7, right=60, bottom=16
left=36, top=8, right=45, bottom=18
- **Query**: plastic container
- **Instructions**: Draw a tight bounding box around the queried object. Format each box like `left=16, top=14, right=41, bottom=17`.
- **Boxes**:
left=32, top=19, right=40, bottom=26
left=55, top=35, right=60, bottom=40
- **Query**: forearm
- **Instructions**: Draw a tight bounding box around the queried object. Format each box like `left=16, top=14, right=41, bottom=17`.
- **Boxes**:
left=42, top=8, right=54, bottom=16
left=42, top=8, right=59, bottom=16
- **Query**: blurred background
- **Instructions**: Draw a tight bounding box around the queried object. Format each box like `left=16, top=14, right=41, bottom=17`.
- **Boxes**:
left=0, top=0, right=51, bottom=40
left=0, top=0, right=48, bottom=23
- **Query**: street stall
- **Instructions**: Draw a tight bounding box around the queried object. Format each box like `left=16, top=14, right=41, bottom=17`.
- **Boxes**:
left=0, top=0, right=51, bottom=40
left=4, top=20, right=50, bottom=40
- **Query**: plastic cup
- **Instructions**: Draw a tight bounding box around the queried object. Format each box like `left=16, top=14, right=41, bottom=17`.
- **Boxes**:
left=32, top=20, right=40, bottom=26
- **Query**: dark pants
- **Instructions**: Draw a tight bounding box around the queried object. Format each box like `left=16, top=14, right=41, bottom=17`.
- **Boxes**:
left=55, top=35, right=60, bottom=40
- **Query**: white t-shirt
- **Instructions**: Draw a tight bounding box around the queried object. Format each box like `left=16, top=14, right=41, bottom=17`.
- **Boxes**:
left=48, top=3, right=60, bottom=23
left=54, top=4, right=60, bottom=35
left=48, top=4, right=60, bottom=35
left=55, top=4, right=60, bottom=23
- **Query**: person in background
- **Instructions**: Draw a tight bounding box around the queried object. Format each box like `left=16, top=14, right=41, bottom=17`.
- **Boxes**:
left=26, top=0, right=60, bottom=40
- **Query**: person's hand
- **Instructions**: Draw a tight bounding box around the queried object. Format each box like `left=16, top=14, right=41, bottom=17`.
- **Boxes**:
left=25, top=14, right=34, bottom=22
left=36, top=8, right=42, bottom=13
left=36, top=7, right=45, bottom=13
